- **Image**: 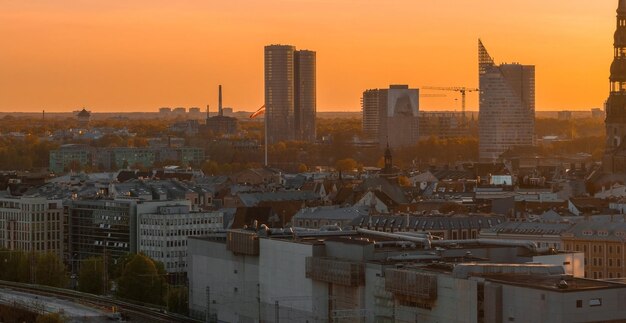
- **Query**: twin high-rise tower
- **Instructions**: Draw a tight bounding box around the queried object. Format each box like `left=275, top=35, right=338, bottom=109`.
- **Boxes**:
left=264, top=45, right=316, bottom=144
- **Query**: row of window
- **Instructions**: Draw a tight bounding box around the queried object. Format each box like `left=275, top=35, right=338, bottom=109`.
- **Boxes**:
left=140, top=216, right=221, bottom=226
left=139, top=227, right=218, bottom=237
left=569, top=243, right=623, bottom=255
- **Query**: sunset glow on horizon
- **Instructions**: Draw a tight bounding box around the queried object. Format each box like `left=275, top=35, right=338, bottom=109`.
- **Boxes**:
left=0, top=1, right=617, bottom=113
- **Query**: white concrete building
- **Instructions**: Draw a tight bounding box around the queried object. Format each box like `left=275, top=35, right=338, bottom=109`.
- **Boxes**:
left=0, top=196, right=63, bottom=257
left=137, top=201, right=223, bottom=273
left=188, top=228, right=613, bottom=322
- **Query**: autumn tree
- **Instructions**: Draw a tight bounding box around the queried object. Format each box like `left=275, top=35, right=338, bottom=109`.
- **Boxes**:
left=335, top=158, right=358, bottom=172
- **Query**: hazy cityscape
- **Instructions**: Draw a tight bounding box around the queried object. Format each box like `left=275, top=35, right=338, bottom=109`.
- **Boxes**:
left=0, top=1, right=625, bottom=323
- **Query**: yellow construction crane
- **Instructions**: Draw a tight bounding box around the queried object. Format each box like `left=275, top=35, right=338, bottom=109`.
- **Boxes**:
left=421, top=86, right=479, bottom=120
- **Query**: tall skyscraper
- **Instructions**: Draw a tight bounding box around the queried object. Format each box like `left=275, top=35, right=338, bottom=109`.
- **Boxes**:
left=362, top=89, right=381, bottom=142
left=264, top=45, right=316, bottom=144
left=604, top=0, right=626, bottom=173
left=478, top=40, right=535, bottom=161
left=295, top=50, right=316, bottom=142
left=361, top=85, right=419, bottom=149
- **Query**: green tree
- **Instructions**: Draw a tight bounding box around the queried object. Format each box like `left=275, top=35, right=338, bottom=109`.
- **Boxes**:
left=167, top=286, right=189, bottom=315
left=116, top=254, right=166, bottom=305
left=0, top=250, right=30, bottom=282
left=78, top=257, right=106, bottom=294
left=35, top=252, right=67, bottom=287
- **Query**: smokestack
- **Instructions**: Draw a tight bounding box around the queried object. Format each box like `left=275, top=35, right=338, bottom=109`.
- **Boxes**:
left=218, top=85, right=223, bottom=117
left=206, top=104, right=210, bottom=119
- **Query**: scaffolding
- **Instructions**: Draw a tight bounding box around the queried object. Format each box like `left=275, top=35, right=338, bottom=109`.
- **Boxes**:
left=226, top=230, right=259, bottom=255
left=385, top=269, right=437, bottom=303
left=305, top=257, right=365, bottom=287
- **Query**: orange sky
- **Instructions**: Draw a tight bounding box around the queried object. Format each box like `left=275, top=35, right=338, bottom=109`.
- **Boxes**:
left=0, top=1, right=617, bottom=112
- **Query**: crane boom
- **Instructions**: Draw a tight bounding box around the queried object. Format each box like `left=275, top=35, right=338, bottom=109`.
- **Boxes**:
left=421, top=86, right=479, bottom=120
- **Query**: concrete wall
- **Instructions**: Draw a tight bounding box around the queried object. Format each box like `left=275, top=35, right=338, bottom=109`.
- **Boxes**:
left=187, top=238, right=259, bottom=322
left=499, top=284, right=626, bottom=323
left=394, top=275, right=478, bottom=323
left=259, top=238, right=327, bottom=322
left=532, top=253, right=585, bottom=278
left=364, top=263, right=393, bottom=323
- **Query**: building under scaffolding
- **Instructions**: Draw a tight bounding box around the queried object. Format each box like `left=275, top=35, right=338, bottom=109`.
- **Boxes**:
left=418, top=111, right=469, bottom=140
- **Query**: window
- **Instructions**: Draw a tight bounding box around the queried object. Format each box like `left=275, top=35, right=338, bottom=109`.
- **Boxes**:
left=589, top=298, right=602, bottom=307
left=576, top=300, right=583, bottom=308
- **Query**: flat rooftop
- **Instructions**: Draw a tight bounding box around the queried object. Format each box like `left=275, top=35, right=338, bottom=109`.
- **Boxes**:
left=483, top=274, right=625, bottom=292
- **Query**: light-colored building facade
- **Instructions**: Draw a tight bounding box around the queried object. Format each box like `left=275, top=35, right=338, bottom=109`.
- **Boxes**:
left=0, top=196, right=63, bottom=257
left=188, top=229, right=610, bottom=323
left=137, top=202, right=223, bottom=273
left=478, top=40, right=535, bottom=161
left=562, top=219, right=626, bottom=280
left=264, top=44, right=317, bottom=144
left=361, top=85, right=419, bottom=148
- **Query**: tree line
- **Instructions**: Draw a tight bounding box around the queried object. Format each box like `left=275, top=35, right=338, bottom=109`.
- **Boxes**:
left=0, top=250, right=188, bottom=315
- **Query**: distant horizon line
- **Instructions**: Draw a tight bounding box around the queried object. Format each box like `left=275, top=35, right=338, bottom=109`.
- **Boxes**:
left=0, top=108, right=604, bottom=114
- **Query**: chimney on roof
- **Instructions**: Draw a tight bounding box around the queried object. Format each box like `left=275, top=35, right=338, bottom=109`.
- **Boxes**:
left=218, top=85, right=223, bottom=117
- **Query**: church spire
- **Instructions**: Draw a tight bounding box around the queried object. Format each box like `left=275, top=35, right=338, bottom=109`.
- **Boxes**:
left=619, top=0, right=626, bottom=14
left=603, top=0, right=626, bottom=172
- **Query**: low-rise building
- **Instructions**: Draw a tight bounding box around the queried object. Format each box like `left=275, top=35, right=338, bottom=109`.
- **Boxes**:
left=49, top=144, right=94, bottom=174
left=562, top=217, right=626, bottom=280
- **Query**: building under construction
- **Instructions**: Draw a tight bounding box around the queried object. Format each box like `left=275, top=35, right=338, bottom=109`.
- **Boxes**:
left=418, top=111, right=469, bottom=140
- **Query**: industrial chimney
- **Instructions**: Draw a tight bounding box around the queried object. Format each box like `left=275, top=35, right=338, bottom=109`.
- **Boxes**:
left=218, top=85, right=223, bottom=117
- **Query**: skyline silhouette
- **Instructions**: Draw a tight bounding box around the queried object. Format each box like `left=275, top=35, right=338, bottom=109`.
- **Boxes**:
left=0, top=0, right=615, bottom=112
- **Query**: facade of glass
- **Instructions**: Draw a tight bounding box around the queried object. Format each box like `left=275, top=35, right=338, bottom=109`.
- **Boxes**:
left=478, top=40, right=535, bottom=161
left=67, top=199, right=136, bottom=262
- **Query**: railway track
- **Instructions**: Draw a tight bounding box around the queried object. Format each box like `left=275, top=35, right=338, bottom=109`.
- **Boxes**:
left=0, top=279, right=202, bottom=322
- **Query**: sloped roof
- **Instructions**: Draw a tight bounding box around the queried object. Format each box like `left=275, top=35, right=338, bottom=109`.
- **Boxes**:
left=483, top=221, right=574, bottom=236
left=357, top=177, right=407, bottom=204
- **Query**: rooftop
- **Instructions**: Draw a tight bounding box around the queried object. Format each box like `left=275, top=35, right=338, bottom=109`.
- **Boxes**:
left=484, top=274, right=625, bottom=292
